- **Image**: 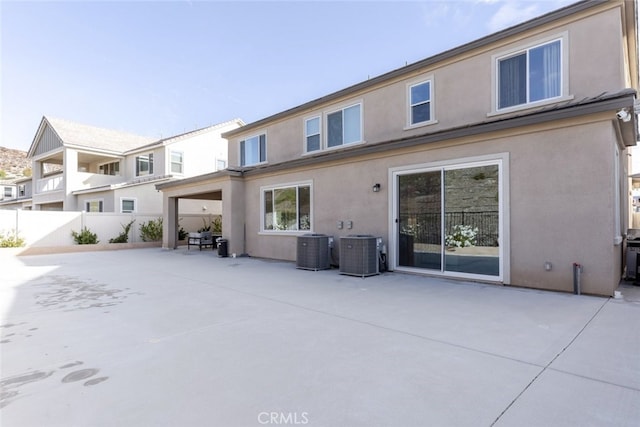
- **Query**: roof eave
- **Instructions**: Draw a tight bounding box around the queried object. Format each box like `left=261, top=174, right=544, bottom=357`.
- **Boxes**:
left=239, top=89, right=637, bottom=177
left=156, top=169, right=243, bottom=191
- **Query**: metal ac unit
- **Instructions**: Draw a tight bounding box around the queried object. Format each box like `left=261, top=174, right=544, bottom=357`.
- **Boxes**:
left=296, top=234, right=331, bottom=271
left=339, top=235, right=381, bottom=277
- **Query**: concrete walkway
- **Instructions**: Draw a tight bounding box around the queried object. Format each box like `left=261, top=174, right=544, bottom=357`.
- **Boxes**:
left=1, top=248, right=638, bottom=426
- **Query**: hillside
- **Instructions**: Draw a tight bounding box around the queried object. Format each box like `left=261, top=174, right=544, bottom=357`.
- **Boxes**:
left=0, top=146, right=30, bottom=178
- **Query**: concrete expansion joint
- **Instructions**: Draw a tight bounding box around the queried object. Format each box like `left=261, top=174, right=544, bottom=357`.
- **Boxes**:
left=490, top=298, right=611, bottom=426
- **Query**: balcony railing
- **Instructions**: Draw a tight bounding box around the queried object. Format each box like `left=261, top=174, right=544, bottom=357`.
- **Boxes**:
left=37, top=174, right=64, bottom=193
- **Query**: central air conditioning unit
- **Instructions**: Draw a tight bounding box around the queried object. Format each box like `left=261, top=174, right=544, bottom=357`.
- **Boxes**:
left=296, top=234, right=332, bottom=271
left=339, top=235, right=381, bottom=277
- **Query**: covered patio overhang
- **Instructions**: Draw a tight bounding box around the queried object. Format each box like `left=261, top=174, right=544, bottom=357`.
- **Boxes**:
left=156, top=170, right=245, bottom=254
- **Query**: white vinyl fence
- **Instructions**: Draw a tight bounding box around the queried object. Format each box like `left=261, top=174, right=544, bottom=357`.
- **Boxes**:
left=0, top=210, right=220, bottom=248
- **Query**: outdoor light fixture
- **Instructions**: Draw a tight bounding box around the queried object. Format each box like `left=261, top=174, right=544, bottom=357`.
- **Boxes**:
left=617, top=108, right=632, bottom=122
left=372, top=183, right=381, bottom=192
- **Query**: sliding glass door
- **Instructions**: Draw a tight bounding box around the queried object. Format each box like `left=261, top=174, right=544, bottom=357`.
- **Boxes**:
left=398, top=171, right=442, bottom=270
left=396, top=161, right=501, bottom=280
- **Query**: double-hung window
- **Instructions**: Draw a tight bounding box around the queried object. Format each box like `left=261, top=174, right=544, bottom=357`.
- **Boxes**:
left=18, top=185, right=25, bottom=197
left=136, top=153, right=153, bottom=176
left=497, top=39, right=562, bottom=110
left=327, top=104, right=361, bottom=148
left=240, top=134, right=266, bottom=166
left=409, top=80, right=432, bottom=125
left=3, top=186, right=12, bottom=198
left=305, top=117, right=321, bottom=152
left=170, top=151, right=183, bottom=174
left=263, top=183, right=311, bottom=232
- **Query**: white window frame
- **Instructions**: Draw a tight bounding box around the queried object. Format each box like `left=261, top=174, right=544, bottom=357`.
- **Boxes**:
left=304, top=116, right=322, bottom=153
left=406, top=76, right=437, bottom=129
left=120, top=198, right=137, bottom=214
left=3, top=186, right=13, bottom=198
left=490, top=32, right=571, bottom=116
left=240, top=133, right=267, bottom=167
left=98, top=160, right=120, bottom=176
left=85, top=199, right=104, bottom=212
left=170, top=151, right=184, bottom=175
left=18, top=185, right=25, bottom=197
left=136, top=153, right=154, bottom=177
left=389, top=153, right=510, bottom=283
left=325, top=102, right=363, bottom=149
left=260, top=181, right=313, bottom=234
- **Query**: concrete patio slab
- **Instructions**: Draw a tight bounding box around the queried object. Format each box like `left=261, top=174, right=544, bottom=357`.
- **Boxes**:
left=1, top=248, right=639, bottom=426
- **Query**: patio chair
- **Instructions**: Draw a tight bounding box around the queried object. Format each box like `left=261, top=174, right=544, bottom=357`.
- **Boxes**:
left=188, top=231, right=214, bottom=251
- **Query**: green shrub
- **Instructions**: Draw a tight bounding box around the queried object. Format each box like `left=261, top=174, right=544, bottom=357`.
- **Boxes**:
left=72, top=227, right=99, bottom=244
left=177, top=217, right=188, bottom=240
left=197, top=217, right=211, bottom=233
left=212, top=216, right=222, bottom=233
left=198, top=216, right=222, bottom=233
left=178, top=226, right=188, bottom=241
left=109, top=220, right=135, bottom=243
left=140, top=218, right=163, bottom=242
left=0, top=229, right=25, bottom=248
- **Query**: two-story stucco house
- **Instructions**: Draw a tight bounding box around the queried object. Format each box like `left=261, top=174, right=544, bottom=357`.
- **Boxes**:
left=158, top=0, right=638, bottom=296
left=27, top=116, right=243, bottom=214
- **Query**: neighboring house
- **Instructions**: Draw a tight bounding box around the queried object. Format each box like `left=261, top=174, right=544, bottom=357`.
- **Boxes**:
left=0, top=176, right=33, bottom=210
left=26, top=116, right=243, bottom=214
left=158, top=0, right=638, bottom=296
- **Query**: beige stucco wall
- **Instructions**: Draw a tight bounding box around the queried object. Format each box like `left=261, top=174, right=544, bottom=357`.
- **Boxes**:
left=238, top=116, right=623, bottom=296
left=227, top=4, right=626, bottom=168
left=160, top=2, right=633, bottom=297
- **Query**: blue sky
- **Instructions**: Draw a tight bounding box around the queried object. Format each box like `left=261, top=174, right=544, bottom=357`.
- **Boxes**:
left=1, top=0, right=574, bottom=152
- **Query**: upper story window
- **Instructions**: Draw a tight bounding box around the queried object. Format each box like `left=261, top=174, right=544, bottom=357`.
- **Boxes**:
left=497, top=39, right=562, bottom=110
left=170, top=151, right=183, bottom=174
left=240, top=134, right=266, bottom=167
left=99, top=161, right=120, bottom=176
left=136, top=153, right=154, bottom=177
left=327, top=103, right=361, bottom=148
left=305, top=117, right=321, bottom=152
left=263, top=183, right=311, bottom=232
left=409, top=80, right=432, bottom=125
left=4, top=186, right=13, bottom=198
left=18, top=185, right=25, bottom=197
